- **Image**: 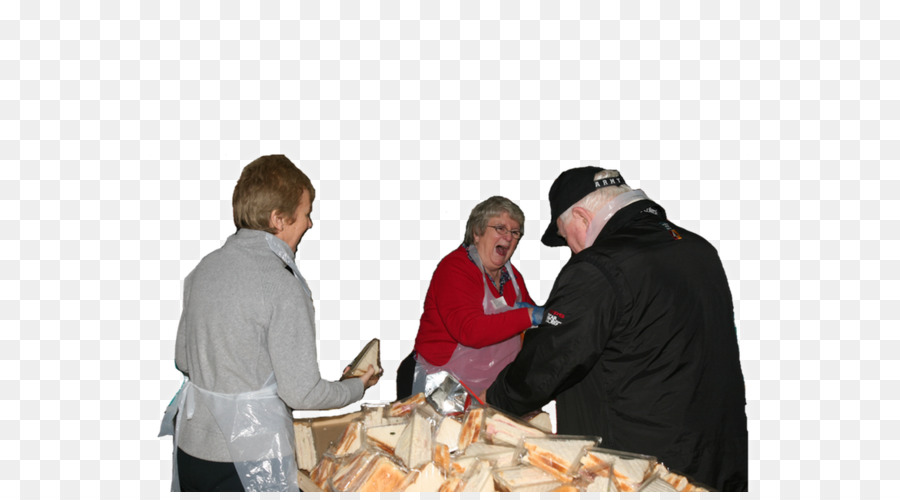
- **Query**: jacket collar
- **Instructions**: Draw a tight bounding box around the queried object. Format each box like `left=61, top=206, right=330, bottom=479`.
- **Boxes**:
left=595, top=199, right=668, bottom=241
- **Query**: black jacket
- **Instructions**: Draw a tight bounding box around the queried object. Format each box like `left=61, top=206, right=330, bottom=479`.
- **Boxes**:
left=486, top=199, right=748, bottom=491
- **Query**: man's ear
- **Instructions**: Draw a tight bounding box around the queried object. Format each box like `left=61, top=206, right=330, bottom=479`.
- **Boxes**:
left=269, top=209, right=282, bottom=233
left=572, top=206, right=594, bottom=228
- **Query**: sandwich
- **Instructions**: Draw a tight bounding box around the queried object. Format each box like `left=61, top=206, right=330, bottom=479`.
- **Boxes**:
left=433, top=443, right=451, bottom=473
left=388, top=392, right=427, bottom=417
left=340, top=338, right=383, bottom=381
left=449, top=455, right=479, bottom=475
left=580, top=448, right=654, bottom=492
left=492, top=465, right=563, bottom=492
left=332, top=420, right=363, bottom=457
left=551, top=484, right=582, bottom=492
left=462, top=442, right=518, bottom=468
left=639, top=476, right=678, bottom=492
left=309, top=454, right=339, bottom=489
left=660, top=470, right=709, bottom=492
left=522, top=437, right=595, bottom=482
left=578, top=467, right=611, bottom=492
left=460, top=458, right=495, bottom=492
left=434, top=415, right=462, bottom=451
left=526, top=411, right=553, bottom=433
left=400, top=462, right=445, bottom=492
left=352, top=454, right=409, bottom=492
left=483, top=409, right=545, bottom=446
left=457, top=407, right=484, bottom=451
left=366, top=422, right=408, bottom=454
left=438, top=474, right=463, bottom=492
left=393, top=410, right=434, bottom=469
left=329, top=449, right=377, bottom=491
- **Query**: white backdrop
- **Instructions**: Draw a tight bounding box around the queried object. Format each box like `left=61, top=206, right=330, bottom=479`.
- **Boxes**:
left=1, top=1, right=896, bottom=498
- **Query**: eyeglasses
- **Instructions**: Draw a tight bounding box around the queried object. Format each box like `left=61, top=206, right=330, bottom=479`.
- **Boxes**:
left=488, top=225, right=523, bottom=239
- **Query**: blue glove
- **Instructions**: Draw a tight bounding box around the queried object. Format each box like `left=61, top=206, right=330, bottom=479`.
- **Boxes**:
left=514, top=301, right=529, bottom=309
left=531, top=306, right=545, bottom=326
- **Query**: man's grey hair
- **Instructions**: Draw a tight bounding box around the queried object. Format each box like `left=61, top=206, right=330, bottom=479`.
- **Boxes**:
left=558, top=169, right=633, bottom=226
left=463, top=196, right=526, bottom=246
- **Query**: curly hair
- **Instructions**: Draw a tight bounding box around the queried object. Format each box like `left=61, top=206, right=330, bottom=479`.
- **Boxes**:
left=463, top=196, right=525, bottom=246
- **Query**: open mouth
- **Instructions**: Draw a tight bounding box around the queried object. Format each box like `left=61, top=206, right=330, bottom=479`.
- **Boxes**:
left=495, top=244, right=509, bottom=258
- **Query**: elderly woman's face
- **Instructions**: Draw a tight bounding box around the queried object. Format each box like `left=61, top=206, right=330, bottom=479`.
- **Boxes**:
left=473, top=211, right=521, bottom=275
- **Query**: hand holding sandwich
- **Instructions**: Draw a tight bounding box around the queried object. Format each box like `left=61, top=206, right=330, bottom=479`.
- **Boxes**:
left=343, top=364, right=379, bottom=389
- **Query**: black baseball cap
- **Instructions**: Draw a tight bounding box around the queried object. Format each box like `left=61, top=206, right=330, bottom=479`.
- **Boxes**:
left=541, top=166, right=627, bottom=247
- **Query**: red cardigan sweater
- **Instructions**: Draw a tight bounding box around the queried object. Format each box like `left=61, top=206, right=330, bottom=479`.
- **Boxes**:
left=414, top=245, right=535, bottom=366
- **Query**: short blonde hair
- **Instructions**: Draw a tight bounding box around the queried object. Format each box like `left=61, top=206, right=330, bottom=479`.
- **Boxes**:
left=232, top=155, right=316, bottom=233
left=558, top=169, right=632, bottom=226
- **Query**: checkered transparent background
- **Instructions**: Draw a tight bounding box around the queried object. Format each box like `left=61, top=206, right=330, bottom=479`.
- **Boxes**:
left=1, top=1, right=897, bottom=498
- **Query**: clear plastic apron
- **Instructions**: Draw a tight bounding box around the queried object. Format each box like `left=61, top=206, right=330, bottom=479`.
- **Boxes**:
left=158, top=373, right=298, bottom=492
left=159, top=233, right=306, bottom=492
left=413, top=244, right=524, bottom=396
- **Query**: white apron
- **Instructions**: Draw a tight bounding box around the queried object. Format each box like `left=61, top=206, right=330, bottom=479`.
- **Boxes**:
left=159, top=232, right=309, bottom=492
left=413, top=244, right=524, bottom=396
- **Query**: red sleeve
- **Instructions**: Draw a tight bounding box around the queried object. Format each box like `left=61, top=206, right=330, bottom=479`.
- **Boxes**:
left=432, top=252, right=533, bottom=349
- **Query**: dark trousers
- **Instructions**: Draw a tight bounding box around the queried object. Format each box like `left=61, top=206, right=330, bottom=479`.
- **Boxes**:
left=177, top=447, right=244, bottom=492
left=176, top=447, right=304, bottom=492
left=395, top=350, right=416, bottom=400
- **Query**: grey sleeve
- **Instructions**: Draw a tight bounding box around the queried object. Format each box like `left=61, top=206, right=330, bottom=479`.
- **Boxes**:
left=174, top=276, right=190, bottom=375
left=267, top=288, right=365, bottom=410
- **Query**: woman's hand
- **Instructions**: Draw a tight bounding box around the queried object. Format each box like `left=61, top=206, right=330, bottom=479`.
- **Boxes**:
left=359, top=365, right=379, bottom=389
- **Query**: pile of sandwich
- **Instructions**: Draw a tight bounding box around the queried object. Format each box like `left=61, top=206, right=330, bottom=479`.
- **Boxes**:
left=293, top=393, right=710, bottom=492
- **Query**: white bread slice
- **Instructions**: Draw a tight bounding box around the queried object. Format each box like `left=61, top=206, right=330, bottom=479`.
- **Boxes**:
left=330, top=449, right=377, bottom=491
left=493, top=465, right=561, bottom=492
left=581, top=450, right=652, bottom=492
left=551, top=484, right=582, bottom=492
left=461, top=459, right=495, bottom=492
left=526, top=411, right=553, bottom=433
left=438, top=474, right=463, bottom=492
left=483, top=411, right=545, bottom=446
left=401, top=462, right=445, bottom=492
left=366, top=423, right=408, bottom=454
left=464, top=442, right=516, bottom=456
left=309, top=454, right=338, bottom=489
left=433, top=443, right=451, bottom=473
left=340, top=338, right=383, bottom=380
left=463, top=442, right=518, bottom=467
left=457, top=407, right=483, bottom=451
left=449, top=455, right=478, bottom=475
left=584, top=473, right=611, bottom=492
left=388, top=392, right=427, bottom=417
left=332, top=420, right=363, bottom=456
left=640, top=476, right=678, bottom=492
left=394, top=411, right=433, bottom=469
left=352, top=455, right=408, bottom=492
left=523, top=437, right=594, bottom=481
left=434, top=416, right=462, bottom=451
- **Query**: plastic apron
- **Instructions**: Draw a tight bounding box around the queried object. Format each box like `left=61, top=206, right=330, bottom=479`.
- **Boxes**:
left=413, top=244, right=524, bottom=396
left=158, top=232, right=306, bottom=492
left=158, top=374, right=298, bottom=492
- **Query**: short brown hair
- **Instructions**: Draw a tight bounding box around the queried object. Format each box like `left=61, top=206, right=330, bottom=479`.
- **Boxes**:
left=232, top=155, right=316, bottom=233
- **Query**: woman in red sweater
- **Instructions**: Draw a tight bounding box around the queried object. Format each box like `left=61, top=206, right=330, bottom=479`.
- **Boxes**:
left=411, top=196, right=544, bottom=396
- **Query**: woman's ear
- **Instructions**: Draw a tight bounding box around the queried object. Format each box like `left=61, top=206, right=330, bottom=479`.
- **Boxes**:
left=269, top=209, right=282, bottom=233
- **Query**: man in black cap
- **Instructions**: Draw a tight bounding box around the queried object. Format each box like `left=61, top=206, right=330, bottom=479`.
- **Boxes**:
left=485, top=167, right=748, bottom=491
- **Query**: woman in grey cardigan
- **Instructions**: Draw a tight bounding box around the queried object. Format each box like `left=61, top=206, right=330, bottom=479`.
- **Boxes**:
left=160, top=155, right=377, bottom=492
